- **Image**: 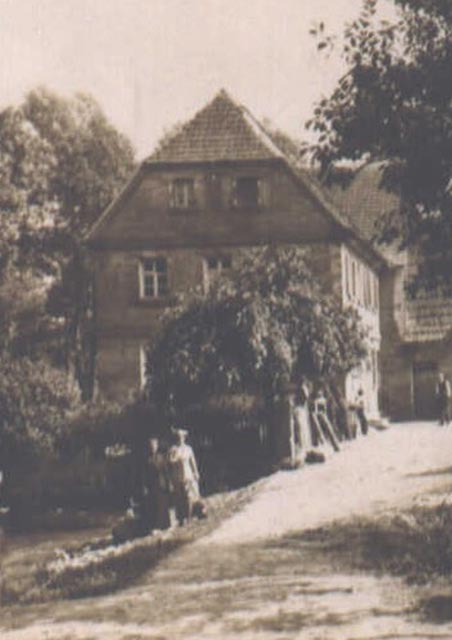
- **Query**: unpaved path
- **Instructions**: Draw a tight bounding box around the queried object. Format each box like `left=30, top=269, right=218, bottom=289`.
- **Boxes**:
left=3, top=422, right=452, bottom=639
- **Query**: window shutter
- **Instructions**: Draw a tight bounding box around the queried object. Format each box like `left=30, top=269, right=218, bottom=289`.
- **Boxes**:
left=208, top=173, right=221, bottom=209
left=168, top=180, right=175, bottom=209
left=188, top=179, right=196, bottom=208
left=257, top=179, right=270, bottom=208
left=230, top=178, right=238, bottom=208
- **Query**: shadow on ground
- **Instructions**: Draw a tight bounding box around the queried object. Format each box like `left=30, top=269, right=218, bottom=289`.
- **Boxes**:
left=406, top=465, right=452, bottom=479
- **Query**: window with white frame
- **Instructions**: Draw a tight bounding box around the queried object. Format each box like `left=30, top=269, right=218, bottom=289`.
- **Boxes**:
left=351, top=260, right=357, bottom=299
left=364, top=269, right=371, bottom=308
left=373, top=350, right=379, bottom=389
left=358, top=263, right=364, bottom=305
left=373, top=275, right=379, bottom=309
left=170, top=178, right=196, bottom=209
left=203, top=255, right=232, bottom=293
left=344, top=252, right=351, bottom=300
left=139, top=257, right=168, bottom=299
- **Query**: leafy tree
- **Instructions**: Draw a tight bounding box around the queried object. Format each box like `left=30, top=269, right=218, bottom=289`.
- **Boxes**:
left=307, top=0, right=452, bottom=289
left=0, top=88, right=135, bottom=396
left=23, top=88, right=136, bottom=397
left=145, top=246, right=367, bottom=419
left=0, top=105, right=58, bottom=356
left=0, top=89, right=135, bottom=504
left=23, top=88, right=135, bottom=237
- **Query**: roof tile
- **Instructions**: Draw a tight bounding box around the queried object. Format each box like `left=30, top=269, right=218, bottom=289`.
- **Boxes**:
left=147, top=90, right=283, bottom=164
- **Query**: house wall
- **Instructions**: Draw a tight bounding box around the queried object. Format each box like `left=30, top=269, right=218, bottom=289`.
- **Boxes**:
left=339, top=245, right=381, bottom=416
left=92, top=162, right=337, bottom=250
left=379, top=265, right=413, bottom=419
left=379, top=253, right=452, bottom=421
left=93, top=242, right=337, bottom=400
left=91, top=160, right=382, bottom=405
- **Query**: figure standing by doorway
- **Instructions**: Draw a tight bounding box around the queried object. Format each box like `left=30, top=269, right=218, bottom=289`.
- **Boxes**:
left=436, top=372, right=451, bottom=426
left=355, top=388, right=369, bottom=436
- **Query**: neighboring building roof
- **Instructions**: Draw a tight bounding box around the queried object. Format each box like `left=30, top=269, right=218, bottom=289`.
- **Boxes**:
left=325, top=163, right=395, bottom=240
left=324, top=162, right=402, bottom=264
left=403, top=294, right=452, bottom=343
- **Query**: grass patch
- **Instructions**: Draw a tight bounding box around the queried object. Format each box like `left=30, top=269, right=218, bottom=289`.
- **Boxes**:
left=293, top=502, right=452, bottom=585
left=1, top=481, right=260, bottom=607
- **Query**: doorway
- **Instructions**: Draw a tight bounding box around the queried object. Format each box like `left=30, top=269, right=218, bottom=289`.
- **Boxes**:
left=413, top=361, right=438, bottom=420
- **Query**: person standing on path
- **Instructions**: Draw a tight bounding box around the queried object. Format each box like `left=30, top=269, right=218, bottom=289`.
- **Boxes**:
left=167, top=429, right=201, bottom=526
left=436, top=372, right=451, bottom=426
left=355, top=388, right=369, bottom=435
left=143, top=438, right=171, bottom=532
left=293, top=378, right=313, bottom=454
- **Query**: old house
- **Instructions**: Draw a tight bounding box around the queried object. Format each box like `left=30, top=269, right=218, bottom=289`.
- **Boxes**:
left=86, top=90, right=385, bottom=421
left=330, top=162, right=452, bottom=420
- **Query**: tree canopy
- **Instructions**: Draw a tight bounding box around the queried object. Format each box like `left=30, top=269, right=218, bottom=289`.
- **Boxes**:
left=0, top=87, right=135, bottom=395
left=0, top=88, right=135, bottom=474
left=145, top=246, right=367, bottom=417
left=307, top=0, right=452, bottom=289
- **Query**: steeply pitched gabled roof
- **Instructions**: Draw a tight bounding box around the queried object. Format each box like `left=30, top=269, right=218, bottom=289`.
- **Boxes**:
left=146, top=89, right=284, bottom=164
left=88, top=89, right=387, bottom=270
left=144, top=89, right=387, bottom=267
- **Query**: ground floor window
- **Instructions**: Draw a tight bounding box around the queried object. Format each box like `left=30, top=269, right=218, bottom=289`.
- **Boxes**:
left=139, top=345, right=148, bottom=389
left=203, top=255, right=232, bottom=293
left=371, top=350, right=379, bottom=390
left=139, top=257, right=168, bottom=299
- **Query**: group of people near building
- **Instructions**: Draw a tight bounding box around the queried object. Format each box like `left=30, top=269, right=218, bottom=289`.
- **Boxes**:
left=292, top=378, right=369, bottom=460
left=115, top=428, right=204, bottom=541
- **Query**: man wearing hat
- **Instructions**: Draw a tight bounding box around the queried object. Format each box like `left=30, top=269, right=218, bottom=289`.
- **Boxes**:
left=167, top=428, right=200, bottom=526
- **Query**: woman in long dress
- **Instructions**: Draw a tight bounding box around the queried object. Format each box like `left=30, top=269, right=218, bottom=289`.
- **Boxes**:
left=167, top=429, right=200, bottom=526
left=293, top=379, right=313, bottom=453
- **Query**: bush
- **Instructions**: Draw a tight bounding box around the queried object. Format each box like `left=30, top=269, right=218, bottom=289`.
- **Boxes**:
left=180, top=398, right=273, bottom=493
left=5, top=399, right=144, bottom=526
left=57, top=400, right=123, bottom=461
left=7, top=454, right=132, bottom=530
left=0, top=355, right=79, bottom=473
left=146, top=245, right=366, bottom=420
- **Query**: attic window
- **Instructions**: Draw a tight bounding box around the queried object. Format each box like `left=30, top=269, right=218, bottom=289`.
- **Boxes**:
left=234, top=177, right=259, bottom=209
left=170, top=178, right=196, bottom=209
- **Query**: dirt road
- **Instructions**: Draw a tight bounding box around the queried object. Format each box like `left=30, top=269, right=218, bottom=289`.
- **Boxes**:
left=3, top=422, right=452, bottom=639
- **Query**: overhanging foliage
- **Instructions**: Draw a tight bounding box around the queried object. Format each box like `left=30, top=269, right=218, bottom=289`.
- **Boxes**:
left=307, top=0, right=452, bottom=289
left=145, top=246, right=367, bottom=416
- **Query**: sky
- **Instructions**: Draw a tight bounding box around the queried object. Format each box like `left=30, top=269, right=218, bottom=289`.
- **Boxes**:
left=0, top=0, right=396, bottom=159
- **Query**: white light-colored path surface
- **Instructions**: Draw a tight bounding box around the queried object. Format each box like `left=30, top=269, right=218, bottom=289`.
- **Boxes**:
left=205, top=422, right=452, bottom=545
left=3, top=422, right=452, bottom=640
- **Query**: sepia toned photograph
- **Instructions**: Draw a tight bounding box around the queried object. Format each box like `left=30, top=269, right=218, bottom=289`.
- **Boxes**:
left=2, top=0, right=452, bottom=638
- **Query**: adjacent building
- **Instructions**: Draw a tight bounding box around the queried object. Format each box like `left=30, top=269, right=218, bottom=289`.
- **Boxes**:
left=87, top=90, right=387, bottom=416
left=330, top=163, right=452, bottom=420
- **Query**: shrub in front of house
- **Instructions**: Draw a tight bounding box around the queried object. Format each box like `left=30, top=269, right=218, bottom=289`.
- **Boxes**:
left=143, top=245, right=367, bottom=473
left=5, top=399, right=148, bottom=530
